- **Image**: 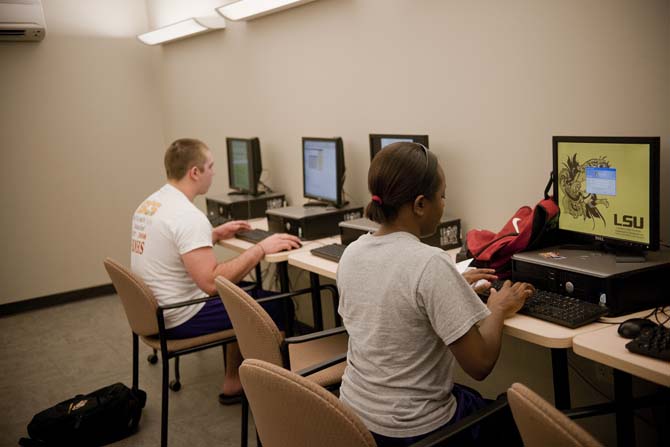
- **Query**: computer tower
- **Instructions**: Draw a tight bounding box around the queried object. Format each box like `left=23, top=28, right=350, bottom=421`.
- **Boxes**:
left=339, top=216, right=462, bottom=250
left=266, top=205, right=363, bottom=240
left=512, top=247, right=670, bottom=316
left=205, top=192, right=285, bottom=224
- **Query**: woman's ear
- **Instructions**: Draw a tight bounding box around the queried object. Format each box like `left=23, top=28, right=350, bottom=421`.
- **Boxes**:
left=413, top=195, right=426, bottom=216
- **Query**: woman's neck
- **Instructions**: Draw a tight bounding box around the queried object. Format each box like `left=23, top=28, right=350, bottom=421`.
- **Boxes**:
left=375, top=210, right=421, bottom=238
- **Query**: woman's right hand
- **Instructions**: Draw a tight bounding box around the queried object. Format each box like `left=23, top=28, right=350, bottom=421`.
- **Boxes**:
left=487, top=280, right=535, bottom=318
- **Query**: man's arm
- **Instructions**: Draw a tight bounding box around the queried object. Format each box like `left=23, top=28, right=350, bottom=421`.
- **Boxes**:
left=181, top=233, right=302, bottom=295
left=182, top=245, right=265, bottom=295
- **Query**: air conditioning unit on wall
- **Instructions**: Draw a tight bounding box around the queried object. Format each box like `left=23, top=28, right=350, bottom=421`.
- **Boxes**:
left=0, top=0, right=46, bottom=42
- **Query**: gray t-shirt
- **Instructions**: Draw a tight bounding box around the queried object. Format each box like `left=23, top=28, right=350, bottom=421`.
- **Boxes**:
left=337, top=232, right=490, bottom=438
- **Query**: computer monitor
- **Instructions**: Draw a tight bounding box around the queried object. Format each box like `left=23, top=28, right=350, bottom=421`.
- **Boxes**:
left=369, top=134, right=429, bottom=160
left=226, top=137, right=262, bottom=195
left=302, top=137, right=345, bottom=207
left=552, top=136, right=660, bottom=254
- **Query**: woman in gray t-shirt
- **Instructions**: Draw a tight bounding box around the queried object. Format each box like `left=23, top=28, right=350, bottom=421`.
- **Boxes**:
left=337, top=142, right=534, bottom=446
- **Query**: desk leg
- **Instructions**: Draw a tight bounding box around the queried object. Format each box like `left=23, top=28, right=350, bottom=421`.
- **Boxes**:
left=613, top=369, right=635, bottom=447
left=309, top=272, right=324, bottom=331
left=277, top=262, right=293, bottom=336
left=551, top=348, right=571, bottom=410
left=254, top=264, right=262, bottom=289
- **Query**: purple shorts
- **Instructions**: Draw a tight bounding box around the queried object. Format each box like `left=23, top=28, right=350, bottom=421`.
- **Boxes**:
left=164, top=285, right=285, bottom=339
left=371, top=383, right=517, bottom=447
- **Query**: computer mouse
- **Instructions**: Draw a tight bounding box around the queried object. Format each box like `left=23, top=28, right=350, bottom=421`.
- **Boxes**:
left=617, top=318, right=658, bottom=339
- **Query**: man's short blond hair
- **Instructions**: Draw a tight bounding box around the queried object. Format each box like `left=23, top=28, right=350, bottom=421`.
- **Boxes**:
left=164, top=138, right=209, bottom=180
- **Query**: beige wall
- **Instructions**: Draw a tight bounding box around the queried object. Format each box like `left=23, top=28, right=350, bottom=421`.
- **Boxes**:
left=151, top=1, right=666, bottom=444
left=153, top=0, right=669, bottom=241
left=0, top=0, right=165, bottom=304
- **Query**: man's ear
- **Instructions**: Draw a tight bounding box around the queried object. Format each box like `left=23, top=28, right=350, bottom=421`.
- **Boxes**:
left=413, top=195, right=426, bottom=216
left=188, top=165, right=200, bottom=180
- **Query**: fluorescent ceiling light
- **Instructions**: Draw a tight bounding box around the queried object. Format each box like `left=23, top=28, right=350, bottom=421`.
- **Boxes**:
left=137, top=16, right=225, bottom=45
left=216, top=0, right=317, bottom=21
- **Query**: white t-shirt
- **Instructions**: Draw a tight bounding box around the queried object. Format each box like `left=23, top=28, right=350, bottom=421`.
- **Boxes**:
left=337, top=232, right=490, bottom=438
left=130, top=184, right=213, bottom=329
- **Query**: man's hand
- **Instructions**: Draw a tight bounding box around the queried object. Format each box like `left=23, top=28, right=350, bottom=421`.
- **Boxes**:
left=212, top=220, right=252, bottom=243
left=257, top=233, right=302, bottom=255
left=487, top=280, right=535, bottom=319
left=462, top=268, right=497, bottom=294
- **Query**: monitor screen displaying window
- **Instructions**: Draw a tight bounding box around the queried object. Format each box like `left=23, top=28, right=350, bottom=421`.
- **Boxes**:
left=302, top=137, right=343, bottom=206
left=226, top=137, right=262, bottom=195
left=229, top=139, right=250, bottom=191
left=553, top=136, right=659, bottom=251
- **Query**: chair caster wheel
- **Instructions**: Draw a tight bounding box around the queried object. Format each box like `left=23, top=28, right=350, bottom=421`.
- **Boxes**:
left=147, top=354, right=158, bottom=364
left=169, top=380, right=181, bottom=391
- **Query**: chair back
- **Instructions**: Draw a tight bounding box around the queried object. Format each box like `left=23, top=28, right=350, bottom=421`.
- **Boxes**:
left=508, top=383, right=603, bottom=447
left=240, top=359, right=376, bottom=447
left=104, top=258, right=159, bottom=336
left=215, top=276, right=284, bottom=367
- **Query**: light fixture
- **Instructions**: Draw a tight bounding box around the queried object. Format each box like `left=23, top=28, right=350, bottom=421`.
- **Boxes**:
left=216, top=0, right=317, bottom=21
left=137, top=15, right=226, bottom=45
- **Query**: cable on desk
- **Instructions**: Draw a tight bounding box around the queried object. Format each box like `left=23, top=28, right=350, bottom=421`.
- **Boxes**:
left=597, top=307, right=663, bottom=325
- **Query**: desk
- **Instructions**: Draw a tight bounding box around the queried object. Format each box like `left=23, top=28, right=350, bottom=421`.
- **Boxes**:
left=218, top=218, right=334, bottom=330
left=218, top=218, right=320, bottom=292
left=288, top=246, right=610, bottom=410
left=573, top=315, right=670, bottom=446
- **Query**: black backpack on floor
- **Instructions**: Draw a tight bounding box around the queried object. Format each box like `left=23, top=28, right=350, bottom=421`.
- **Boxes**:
left=19, top=382, right=146, bottom=447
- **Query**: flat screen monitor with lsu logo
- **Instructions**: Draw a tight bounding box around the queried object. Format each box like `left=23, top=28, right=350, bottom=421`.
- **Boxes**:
left=552, top=136, right=660, bottom=257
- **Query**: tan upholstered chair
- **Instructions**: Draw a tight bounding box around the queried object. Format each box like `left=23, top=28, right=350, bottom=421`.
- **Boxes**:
left=240, top=359, right=513, bottom=447
left=104, top=258, right=236, bottom=447
left=215, top=276, right=349, bottom=446
left=508, top=382, right=604, bottom=447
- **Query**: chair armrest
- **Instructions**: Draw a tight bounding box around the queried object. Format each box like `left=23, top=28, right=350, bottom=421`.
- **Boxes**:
left=294, top=352, right=347, bottom=377
left=284, top=326, right=347, bottom=344
left=158, top=294, right=222, bottom=311
left=254, top=284, right=338, bottom=305
left=409, top=396, right=509, bottom=447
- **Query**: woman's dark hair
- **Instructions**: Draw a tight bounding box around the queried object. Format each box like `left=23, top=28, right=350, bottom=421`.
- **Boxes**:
left=366, top=142, right=441, bottom=224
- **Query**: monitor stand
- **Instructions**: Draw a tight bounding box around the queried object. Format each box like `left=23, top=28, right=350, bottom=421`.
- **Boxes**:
left=558, top=243, right=647, bottom=263
left=303, top=200, right=349, bottom=208
left=228, top=191, right=263, bottom=197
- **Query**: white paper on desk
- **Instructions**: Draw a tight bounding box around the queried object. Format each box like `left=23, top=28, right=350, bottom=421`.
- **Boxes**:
left=455, top=258, right=473, bottom=274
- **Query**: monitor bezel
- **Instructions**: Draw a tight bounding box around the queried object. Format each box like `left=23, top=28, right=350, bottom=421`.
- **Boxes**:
left=369, top=133, right=429, bottom=160
left=552, top=135, right=660, bottom=251
left=226, top=137, right=262, bottom=195
left=302, top=136, right=345, bottom=207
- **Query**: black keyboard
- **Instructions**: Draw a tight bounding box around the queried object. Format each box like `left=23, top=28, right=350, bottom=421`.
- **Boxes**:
left=520, top=290, right=609, bottom=329
left=479, top=280, right=608, bottom=328
left=626, top=325, right=670, bottom=361
left=310, top=243, right=346, bottom=262
left=235, top=229, right=274, bottom=243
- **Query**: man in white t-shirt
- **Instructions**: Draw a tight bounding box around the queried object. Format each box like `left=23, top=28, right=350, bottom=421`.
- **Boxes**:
left=131, top=138, right=301, bottom=402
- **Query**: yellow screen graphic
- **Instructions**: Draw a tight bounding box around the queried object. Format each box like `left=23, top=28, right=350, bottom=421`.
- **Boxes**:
left=557, top=142, right=650, bottom=244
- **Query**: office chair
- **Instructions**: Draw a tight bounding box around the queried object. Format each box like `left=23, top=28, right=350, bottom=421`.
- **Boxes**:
left=104, top=258, right=237, bottom=447
left=507, top=382, right=603, bottom=447
left=214, top=276, right=348, bottom=447
left=239, top=358, right=514, bottom=447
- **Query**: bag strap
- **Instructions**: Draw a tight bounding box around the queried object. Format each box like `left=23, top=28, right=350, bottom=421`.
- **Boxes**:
left=544, top=171, right=553, bottom=200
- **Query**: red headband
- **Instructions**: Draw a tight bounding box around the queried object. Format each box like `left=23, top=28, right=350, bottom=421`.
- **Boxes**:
left=371, top=195, right=383, bottom=205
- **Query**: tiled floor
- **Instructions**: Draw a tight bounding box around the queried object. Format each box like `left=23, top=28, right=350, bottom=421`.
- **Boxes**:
left=0, top=295, right=254, bottom=447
